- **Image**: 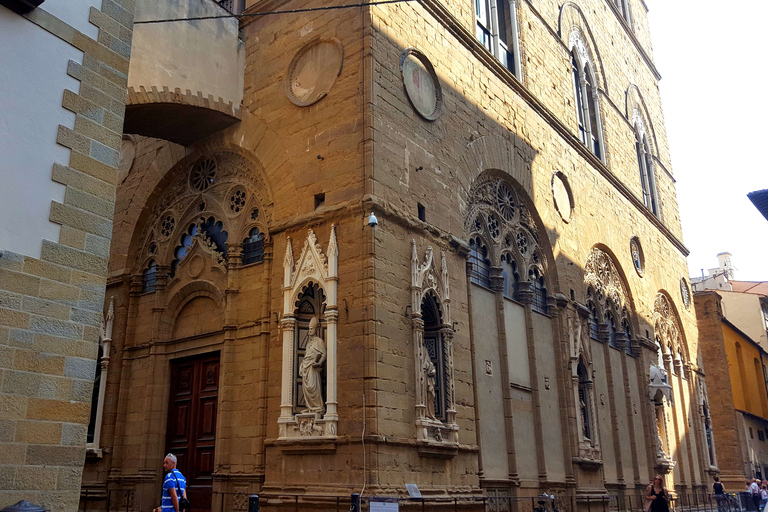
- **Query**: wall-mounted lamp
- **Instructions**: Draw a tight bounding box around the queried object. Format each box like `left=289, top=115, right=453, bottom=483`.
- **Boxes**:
left=367, top=212, right=378, bottom=227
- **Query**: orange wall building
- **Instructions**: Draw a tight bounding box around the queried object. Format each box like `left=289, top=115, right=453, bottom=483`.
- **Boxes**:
left=696, top=291, right=768, bottom=488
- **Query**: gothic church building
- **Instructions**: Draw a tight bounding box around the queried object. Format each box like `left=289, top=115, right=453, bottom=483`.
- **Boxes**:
left=82, top=0, right=714, bottom=509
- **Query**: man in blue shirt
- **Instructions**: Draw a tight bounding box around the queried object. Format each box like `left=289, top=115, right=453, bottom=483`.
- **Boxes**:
left=153, top=453, right=187, bottom=512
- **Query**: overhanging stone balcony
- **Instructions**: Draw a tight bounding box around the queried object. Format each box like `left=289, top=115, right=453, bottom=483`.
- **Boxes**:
left=125, top=0, right=245, bottom=145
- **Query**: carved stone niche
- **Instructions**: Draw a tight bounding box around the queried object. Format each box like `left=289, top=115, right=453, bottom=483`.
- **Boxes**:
left=277, top=226, right=339, bottom=448
left=410, top=241, right=459, bottom=457
left=567, top=303, right=603, bottom=470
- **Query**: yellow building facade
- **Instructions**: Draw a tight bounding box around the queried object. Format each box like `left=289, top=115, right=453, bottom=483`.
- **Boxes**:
left=696, top=291, right=768, bottom=487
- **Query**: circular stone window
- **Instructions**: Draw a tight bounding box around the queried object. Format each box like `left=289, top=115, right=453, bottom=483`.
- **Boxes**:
left=191, top=158, right=216, bottom=191
left=400, top=48, right=442, bottom=121
left=551, top=171, right=574, bottom=222
left=680, top=278, right=691, bottom=309
left=630, top=236, right=644, bottom=277
left=286, top=38, right=344, bottom=107
left=228, top=187, right=247, bottom=215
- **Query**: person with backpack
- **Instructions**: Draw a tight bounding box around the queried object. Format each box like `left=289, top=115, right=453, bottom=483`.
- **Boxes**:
left=153, top=453, right=190, bottom=512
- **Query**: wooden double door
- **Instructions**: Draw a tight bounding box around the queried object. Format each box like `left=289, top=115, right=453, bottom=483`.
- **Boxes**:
left=166, top=353, right=220, bottom=512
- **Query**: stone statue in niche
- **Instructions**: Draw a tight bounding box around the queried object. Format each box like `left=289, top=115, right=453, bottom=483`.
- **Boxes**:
left=425, top=357, right=437, bottom=420
left=300, top=317, right=327, bottom=414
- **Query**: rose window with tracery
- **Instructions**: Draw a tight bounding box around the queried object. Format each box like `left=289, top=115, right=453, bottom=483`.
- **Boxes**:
left=487, top=214, right=500, bottom=239
left=465, top=176, right=547, bottom=302
left=497, top=182, right=516, bottom=221
left=191, top=158, right=217, bottom=191
left=161, top=215, right=176, bottom=238
left=516, top=232, right=529, bottom=255
left=229, top=188, right=247, bottom=214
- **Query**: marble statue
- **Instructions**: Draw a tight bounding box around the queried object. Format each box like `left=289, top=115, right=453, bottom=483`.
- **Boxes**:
left=425, top=358, right=437, bottom=420
left=300, top=316, right=326, bottom=414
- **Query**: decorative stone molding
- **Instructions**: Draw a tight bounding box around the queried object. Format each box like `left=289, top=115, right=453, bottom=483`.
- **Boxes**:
left=583, top=247, right=631, bottom=322
left=410, top=241, right=458, bottom=454
left=566, top=303, right=602, bottom=465
left=557, top=2, right=607, bottom=91
left=278, top=226, right=338, bottom=441
left=87, top=297, right=115, bottom=457
left=653, top=292, right=684, bottom=356
left=136, top=152, right=270, bottom=276
left=465, top=176, right=546, bottom=278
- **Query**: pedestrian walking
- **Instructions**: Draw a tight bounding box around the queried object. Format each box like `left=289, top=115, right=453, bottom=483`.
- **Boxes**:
left=645, top=475, right=669, bottom=512
left=749, top=479, right=761, bottom=511
left=713, top=476, right=728, bottom=512
left=153, top=453, right=189, bottom=512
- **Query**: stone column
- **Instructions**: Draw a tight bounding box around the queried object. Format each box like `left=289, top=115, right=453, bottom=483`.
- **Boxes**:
left=279, top=316, right=296, bottom=424
left=324, top=307, right=339, bottom=434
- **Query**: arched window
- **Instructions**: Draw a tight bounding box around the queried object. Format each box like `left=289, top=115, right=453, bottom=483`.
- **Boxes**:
left=422, top=293, right=447, bottom=421
left=572, top=53, right=586, bottom=145
left=613, top=0, right=630, bottom=24
left=622, top=319, right=633, bottom=356
left=469, top=237, right=491, bottom=288
left=142, top=260, right=157, bottom=293
left=585, top=68, right=601, bottom=158
left=501, top=254, right=519, bottom=300
left=588, top=301, right=599, bottom=340
left=529, top=268, right=547, bottom=314
left=655, top=337, right=665, bottom=368
left=578, top=360, right=593, bottom=442
left=475, top=0, right=520, bottom=75
left=572, top=52, right=603, bottom=159
left=636, top=130, right=658, bottom=215
left=606, top=311, right=617, bottom=348
left=242, top=227, right=264, bottom=265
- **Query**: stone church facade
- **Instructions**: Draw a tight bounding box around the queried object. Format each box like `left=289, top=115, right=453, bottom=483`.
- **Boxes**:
left=82, top=0, right=714, bottom=509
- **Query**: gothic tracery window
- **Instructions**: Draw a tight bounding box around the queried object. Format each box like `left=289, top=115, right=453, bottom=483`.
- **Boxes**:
left=501, top=253, right=519, bottom=300
left=142, top=260, right=157, bottom=293
left=584, top=248, right=633, bottom=350
left=242, top=227, right=264, bottom=265
left=530, top=268, right=547, bottom=314
left=475, top=0, right=519, bottom=75
left=636, top=129, right=658, bottom=215
left=465, top=176, right=549, bottom=307
left=135, top=152, right=269, bottom=287
left=570, top=37, right=604, bottom=160
left=469, top=237, right=492, bottom=288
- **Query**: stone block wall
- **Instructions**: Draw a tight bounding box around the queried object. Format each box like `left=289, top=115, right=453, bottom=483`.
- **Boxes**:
left=0, top=1, right=135, bottom=510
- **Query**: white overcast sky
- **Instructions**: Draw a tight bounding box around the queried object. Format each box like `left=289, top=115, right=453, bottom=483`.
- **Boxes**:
left=647, top=2, right=768, bottom=281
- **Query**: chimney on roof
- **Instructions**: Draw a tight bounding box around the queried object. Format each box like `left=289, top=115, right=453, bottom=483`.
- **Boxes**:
left=717, top=252, right=734, bottom=280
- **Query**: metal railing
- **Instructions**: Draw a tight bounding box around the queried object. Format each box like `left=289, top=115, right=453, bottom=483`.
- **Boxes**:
left=82, top=490, right=756, bottom=512
left=80, top=489, right=135, bottom=512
